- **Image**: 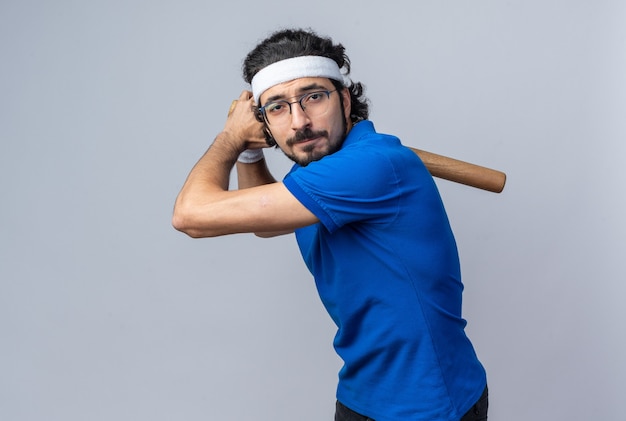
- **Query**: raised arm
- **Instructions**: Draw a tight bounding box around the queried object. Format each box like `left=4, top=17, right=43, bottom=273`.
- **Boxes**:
left=236, top=154, right=276, bottom=189
left=172, top=91, right=318, bottom=238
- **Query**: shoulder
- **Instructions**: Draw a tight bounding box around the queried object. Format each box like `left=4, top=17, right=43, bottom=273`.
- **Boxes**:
left=336, top=121, right=421, bottom=175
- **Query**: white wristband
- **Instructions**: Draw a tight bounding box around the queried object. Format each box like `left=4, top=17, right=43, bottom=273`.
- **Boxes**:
left=237, top=149, right=264, bottom=163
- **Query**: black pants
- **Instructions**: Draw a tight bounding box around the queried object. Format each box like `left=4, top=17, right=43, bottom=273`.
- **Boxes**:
left=335, top=386, right=489, bottom=421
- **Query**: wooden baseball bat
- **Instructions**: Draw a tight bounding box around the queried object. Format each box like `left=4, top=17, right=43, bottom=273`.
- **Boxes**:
left=409, top=147, right=506, bottom=193
left=229, top=100, right=506, bottom=193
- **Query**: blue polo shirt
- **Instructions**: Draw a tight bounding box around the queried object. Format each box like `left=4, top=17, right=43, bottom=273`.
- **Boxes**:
left=283, top=121, right=486, bottom=421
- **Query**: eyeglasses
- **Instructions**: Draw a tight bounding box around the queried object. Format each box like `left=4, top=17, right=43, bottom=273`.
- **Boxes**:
left=259, top=90, right=337, bottom=126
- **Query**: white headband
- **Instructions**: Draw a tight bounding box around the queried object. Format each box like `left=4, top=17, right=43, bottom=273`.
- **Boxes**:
left=251, top=56, right=346, bottom=104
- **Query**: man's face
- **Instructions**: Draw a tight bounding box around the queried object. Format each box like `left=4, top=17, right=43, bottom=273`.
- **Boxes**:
left=259, top=77, right=351, bottom=166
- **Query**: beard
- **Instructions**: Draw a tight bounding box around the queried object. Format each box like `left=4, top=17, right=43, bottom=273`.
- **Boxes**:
left=283, top=118, right=347, bottom=167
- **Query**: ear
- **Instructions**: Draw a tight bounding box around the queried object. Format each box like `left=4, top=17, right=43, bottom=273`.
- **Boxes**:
left=341, top=87, right=352, bottom=125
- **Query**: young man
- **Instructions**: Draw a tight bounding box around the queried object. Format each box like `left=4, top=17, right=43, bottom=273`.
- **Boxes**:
left=173, top=29, right=488, bottom=421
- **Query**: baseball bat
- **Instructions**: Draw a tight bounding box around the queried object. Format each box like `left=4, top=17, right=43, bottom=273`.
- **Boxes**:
left=229, top=100, right=506, bottom=193
left=409, top=147, right=506, bottom=193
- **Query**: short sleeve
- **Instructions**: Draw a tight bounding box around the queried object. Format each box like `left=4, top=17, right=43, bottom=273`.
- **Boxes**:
left=283, top=143, right=405, bottom=233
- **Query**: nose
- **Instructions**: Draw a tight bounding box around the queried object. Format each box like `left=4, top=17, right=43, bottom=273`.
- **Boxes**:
left=290, top=102, right=312, bottom=130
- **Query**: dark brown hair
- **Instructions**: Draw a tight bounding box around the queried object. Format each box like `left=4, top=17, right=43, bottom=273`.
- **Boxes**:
left=243, top=28, right=369, bottom=124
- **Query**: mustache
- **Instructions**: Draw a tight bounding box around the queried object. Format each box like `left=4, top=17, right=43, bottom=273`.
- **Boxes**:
left=286, top=128, right=328, bottom=147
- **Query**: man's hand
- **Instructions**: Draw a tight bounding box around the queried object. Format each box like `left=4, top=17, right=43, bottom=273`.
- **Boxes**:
left=222, top=90, right=268, bottom=152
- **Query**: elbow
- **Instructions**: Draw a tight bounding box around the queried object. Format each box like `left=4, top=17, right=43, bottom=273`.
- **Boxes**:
left=171, top=206, right=214, bottom=238
left=171, top=213, right=197, bottom=238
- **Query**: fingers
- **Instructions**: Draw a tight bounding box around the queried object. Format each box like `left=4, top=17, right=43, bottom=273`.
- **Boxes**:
left=223, top=91, right=266, bottom=147
left=228, top=91, right=255, bottom=116
left=238, top=90, right=253, bottom=102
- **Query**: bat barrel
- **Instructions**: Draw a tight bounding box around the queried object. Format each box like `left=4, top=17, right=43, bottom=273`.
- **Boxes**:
left=410, top=147, right=506, bottom=193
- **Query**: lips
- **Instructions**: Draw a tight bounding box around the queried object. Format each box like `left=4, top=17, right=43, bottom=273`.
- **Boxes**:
left=296, top=135, right=321, bottom=144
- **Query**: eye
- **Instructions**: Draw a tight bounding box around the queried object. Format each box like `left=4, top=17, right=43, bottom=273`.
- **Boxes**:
left=304, top=92, right=325, bottom=103
left=265, top=102, right=287, bottom=115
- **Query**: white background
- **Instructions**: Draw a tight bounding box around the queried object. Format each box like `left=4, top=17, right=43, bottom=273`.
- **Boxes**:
left=2, top=1, right=625, bottom=420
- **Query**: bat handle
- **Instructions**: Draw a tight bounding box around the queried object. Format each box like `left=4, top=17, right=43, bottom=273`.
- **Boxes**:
left=409, top=147, right=507, bottom=193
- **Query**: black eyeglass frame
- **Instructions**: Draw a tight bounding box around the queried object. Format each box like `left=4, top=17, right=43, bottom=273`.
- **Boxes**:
left=258, top=89, right=338, bottom=125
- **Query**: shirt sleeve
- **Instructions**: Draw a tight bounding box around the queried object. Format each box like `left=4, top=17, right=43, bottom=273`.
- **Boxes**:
left=283, top=142, right=409, bottom=233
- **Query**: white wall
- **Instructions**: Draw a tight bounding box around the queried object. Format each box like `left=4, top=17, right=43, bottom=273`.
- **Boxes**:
left=2, top=1, right=624, bottom=420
